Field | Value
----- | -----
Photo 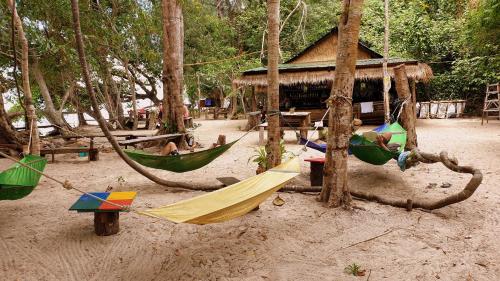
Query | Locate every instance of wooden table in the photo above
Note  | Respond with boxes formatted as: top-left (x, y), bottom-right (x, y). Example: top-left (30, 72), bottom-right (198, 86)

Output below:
top-left (118, 133), bottom-right (183, 149)
top-left (69, 191), bottom-right (137, 236)
top-left (304, 157), bottom-right (325, 186)
top-left (258, 111), bottom-right (312, 145)
top-left (280, 112), bottom-right (311, 139)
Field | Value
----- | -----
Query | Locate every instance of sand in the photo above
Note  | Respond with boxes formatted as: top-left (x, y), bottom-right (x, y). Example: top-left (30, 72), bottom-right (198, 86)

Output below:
top-left (1, 118), bottom-right (499, 281)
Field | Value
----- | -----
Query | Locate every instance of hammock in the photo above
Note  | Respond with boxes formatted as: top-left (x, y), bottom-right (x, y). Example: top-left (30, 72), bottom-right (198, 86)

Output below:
top-left (349, 122), bottom-right (407, 165)
top-left (124, 140), bottom-right (237, 173)
top-left (0, 155), bottom-right (47, 201)
top-left (299, 122), bottom-right (407, 166)
top-left (139, 157), bottom-right (300, 224)
top-left (299, 137), bottom-right (326, 153)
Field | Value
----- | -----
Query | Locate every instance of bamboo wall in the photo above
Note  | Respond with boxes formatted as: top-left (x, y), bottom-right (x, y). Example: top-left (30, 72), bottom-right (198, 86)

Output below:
top-left (289, 33), bottom-right (374, 64)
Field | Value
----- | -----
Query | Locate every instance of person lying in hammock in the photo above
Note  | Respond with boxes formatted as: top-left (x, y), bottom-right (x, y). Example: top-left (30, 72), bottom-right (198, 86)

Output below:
top-left (374, 132), bottom-right (401, 152)
top-left (160, 134), bottom-right (226, 156)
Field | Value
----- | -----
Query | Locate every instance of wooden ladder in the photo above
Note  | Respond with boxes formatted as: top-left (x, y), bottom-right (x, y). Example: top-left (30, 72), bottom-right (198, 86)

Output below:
top-left (481, 83), bottom-right (500, 125)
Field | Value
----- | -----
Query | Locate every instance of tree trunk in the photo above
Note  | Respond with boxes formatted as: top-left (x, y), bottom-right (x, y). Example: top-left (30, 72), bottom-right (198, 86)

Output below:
top-left (70, 0), bottom-right (216, 191)
top-left (124, 61), bottom-right (138, 130)
top-left (319, 0), bottom-right (364, 207)
top-left (160, 0), bottom-right (186, 134)
top-left (410, 79), bottom-right (417, 119)
top-left (77, 111), bottom-right (88, 126)
top-left (7, 0), bottom-right (40, 155)
top-left (0, 92), bottom-right (26, 145)
top-left (265, 0), bottom-right (281, 169)
top-left (31, 57), bottom-right (73, 135)
top-left (393, 65), bottom-right (418, 150)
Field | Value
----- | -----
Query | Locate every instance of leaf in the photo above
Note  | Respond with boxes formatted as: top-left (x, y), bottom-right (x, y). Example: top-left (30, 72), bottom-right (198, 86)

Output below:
top-left (272, 195), bottom-right (285, 206)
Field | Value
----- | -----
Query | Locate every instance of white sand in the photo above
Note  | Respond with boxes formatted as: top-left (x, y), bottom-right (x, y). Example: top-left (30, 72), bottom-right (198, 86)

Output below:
top-left (1, 118), bottom-right (499, 281)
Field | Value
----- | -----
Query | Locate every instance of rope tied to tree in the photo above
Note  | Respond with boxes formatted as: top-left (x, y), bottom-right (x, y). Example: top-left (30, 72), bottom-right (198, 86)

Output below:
top-left (327, 94), bottom-right (353, 106)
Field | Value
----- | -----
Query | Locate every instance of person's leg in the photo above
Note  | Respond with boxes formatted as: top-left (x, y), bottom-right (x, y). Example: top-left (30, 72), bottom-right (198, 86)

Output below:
top-left (161, 142), bottom-right (178, 155)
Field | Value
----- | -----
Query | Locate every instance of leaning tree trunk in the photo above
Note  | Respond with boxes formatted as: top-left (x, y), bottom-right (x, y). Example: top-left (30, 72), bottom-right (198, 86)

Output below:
top-left (319, 0), bottom-right (364, 207)
top-left (7, 0), bottom-right (39, 155)
top-left (32, 57), bottom-right (73, 135)
top-left (393, 64), bottom-right (417, 150)
top-left (0, 91), bottom-right (26, 145)
top-left (70, 0), bottom-right (216, 191)
top-left (124, 60), bottom-right (138, 130)
top-left (265, 0), bottom-right (281, 169)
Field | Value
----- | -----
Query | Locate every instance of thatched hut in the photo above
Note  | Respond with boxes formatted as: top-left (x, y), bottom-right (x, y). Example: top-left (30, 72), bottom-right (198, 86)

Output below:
top-left (233, 28), bottom-right (433, 124)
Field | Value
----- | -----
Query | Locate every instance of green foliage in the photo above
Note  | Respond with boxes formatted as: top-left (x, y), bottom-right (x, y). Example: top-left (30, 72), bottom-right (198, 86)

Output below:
top-left (248, 141), bottom-right (288, 170)
top-left (0, 0), bottom-right (498, 116)
top-left (344, 263), bottom-right (365, 276)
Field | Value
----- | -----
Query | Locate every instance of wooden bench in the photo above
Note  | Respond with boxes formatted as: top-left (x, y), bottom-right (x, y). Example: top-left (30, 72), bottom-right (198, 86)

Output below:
top-left (69, 191), bottom-right (137, 236)
top-left (304, 157), bottom-right (325, 186)
top-left (41, 147), bottom-right (99, 162)
top-left (118, 133), bottom-right (183, 149)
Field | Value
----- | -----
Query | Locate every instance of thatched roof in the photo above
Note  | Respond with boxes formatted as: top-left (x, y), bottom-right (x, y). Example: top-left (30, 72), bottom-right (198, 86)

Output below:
top-left (233, 58), bottom-right (433, 87)
top-left (286, 27), bottom-right (382, 63)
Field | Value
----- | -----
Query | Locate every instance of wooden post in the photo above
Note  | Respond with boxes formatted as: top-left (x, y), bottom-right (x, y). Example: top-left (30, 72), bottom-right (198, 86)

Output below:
top-left (94, 212), bottom-right (119, 236)
top-left (88, 137), bottom-right (94, 161)
top-left (382, 0), bottom-right (391, 124)
top-left (259, 126), bottom-right (265, 145)
top-left (393, 64), bottom-right (418, 150)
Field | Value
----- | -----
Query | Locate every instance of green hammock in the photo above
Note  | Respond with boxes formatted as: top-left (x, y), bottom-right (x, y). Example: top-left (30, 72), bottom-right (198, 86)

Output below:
top-left (124, 140), bottom-right (237, 173)
top-left (349, 122), bottom-right (407, 165)
top-left (0, 155), bottom-right (47, 201)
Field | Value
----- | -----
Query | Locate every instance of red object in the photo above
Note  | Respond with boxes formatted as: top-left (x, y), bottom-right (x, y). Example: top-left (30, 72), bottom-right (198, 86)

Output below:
top-left (304, 157), bottom-right (325, 163)
top-left (98, 199), bottom-right (134, 211)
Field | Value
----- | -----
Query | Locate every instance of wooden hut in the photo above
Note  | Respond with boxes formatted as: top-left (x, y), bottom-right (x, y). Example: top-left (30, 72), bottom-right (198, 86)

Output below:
top-left (233, 28), bottom-right (433, 124)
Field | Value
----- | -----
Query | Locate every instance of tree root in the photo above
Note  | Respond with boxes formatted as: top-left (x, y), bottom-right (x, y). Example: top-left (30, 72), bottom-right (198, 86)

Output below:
top-left (282, 149), bottom-right (483, 211)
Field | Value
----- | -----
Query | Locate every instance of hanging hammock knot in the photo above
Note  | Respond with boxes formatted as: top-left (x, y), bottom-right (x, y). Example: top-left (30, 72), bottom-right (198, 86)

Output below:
top-left (63, 180), bottom-right (73, 190)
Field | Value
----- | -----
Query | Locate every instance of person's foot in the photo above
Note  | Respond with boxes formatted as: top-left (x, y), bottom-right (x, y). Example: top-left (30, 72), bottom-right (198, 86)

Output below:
top-left (170, 150), bottom-right (180, 156)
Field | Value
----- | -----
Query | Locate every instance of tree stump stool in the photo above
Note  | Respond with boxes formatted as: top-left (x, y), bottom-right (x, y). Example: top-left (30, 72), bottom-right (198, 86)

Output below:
top-left (69, 191), bottom-right (137, 236)
top-left (304, 157), bottom-right (326, 186)
top-left (94, 212), bottom-right (120, 236)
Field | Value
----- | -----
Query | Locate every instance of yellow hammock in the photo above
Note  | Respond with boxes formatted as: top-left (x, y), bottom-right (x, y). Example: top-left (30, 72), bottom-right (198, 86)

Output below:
top-left (139, 158), bottom-right (300, 224)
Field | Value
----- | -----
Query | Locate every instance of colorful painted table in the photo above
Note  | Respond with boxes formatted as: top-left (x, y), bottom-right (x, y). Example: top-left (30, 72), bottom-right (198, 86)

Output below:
top-left (304, 157), bottom-right (326, 186)
top-left (69, 191), bottom-right (137, 236)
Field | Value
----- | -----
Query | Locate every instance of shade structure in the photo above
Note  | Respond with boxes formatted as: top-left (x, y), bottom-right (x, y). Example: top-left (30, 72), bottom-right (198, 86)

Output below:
top-left (0, 155), bottom-right (48, 201)
top-left (124, 140), bottom-right (237, 173)
top-left (139, 158), bottom-right (300, 224)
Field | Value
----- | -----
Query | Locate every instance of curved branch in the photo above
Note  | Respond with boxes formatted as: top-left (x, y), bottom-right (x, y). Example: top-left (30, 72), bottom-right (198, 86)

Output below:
top-left (352, 149), bottom-right (483, 211)
top-left (70, 0), bottom-right (221, 191)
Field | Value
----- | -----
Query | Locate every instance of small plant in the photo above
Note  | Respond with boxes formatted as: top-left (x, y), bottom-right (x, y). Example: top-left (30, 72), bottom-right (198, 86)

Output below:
top-left (344, 263), bottom-right (365, 276)
top-left (248, 141), bottom-right (289, 174)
